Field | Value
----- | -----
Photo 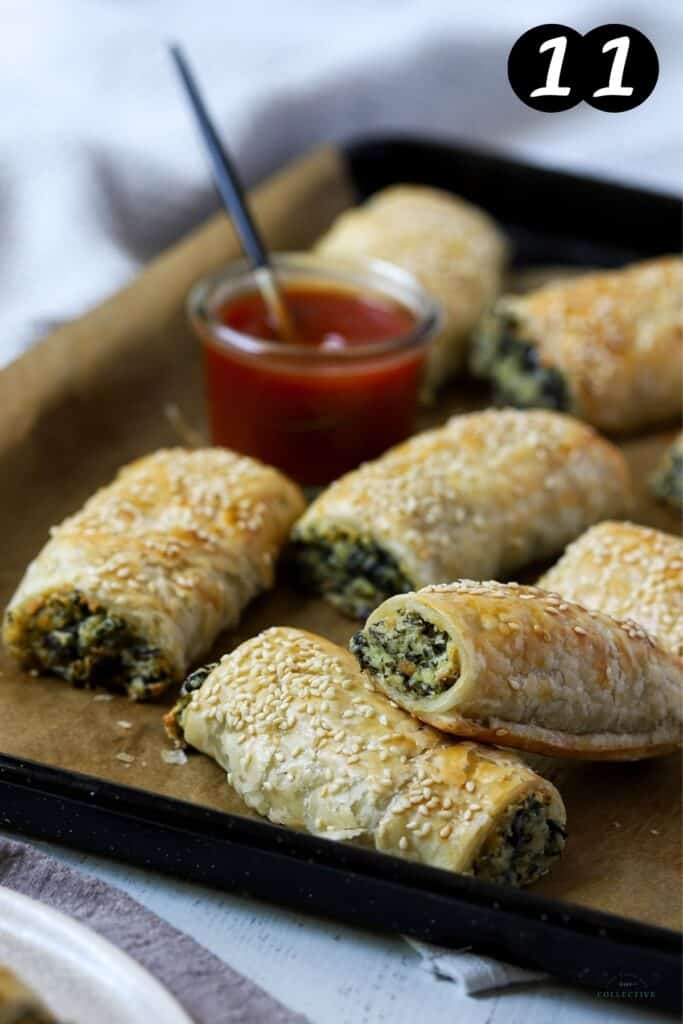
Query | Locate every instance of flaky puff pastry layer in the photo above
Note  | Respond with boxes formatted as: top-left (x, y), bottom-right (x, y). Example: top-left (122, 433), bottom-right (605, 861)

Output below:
top-left (539, 522), bottom-right (683, 659)
top-left (357, 581), bottom-right (683, 760)
top-left (168, 626), bottom-right (565, 882)
top-left (315, 185), bottom-right (507, 393)
top-left (3, 448), bottom-right (305, 695)
top-left (493, 257), bottom-right (683, 433)
top-left (293, 409), bottom-right (631, 609)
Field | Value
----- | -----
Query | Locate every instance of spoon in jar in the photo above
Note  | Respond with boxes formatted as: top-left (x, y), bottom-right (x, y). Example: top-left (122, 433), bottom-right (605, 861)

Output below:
top-left (169, 44), bottom-right (298, 343)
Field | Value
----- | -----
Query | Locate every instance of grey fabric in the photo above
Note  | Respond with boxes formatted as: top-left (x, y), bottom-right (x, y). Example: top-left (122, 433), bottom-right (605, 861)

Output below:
top-left (1, 2), bottom-right (681, 370)
top-left (0, 838), bottom-right (308, 1024)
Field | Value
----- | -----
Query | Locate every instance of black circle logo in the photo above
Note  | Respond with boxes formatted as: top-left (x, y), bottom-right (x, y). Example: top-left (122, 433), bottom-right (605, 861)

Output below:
top-left (583, 25), bottom-right (659, 112)
top-left (508, 25), bottom-right (583, 112)
top-left (508, 24), bottom-right (658, 112)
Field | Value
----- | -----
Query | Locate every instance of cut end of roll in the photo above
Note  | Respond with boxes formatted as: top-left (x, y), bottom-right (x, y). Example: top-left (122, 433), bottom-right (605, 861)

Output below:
top-left (6, 590), bottom-right (174, 700)
top-left (651, 433), bottom-right (683, 510)
top-left (287, 527), bottom-right (413, 619)
top-left (351, 608), bottom-right (459, 700)
top-left (472, 792), bottom-right (567, 886)
top-left (470, 306), bottom-right (572, 413)
top-left (163, 661), bottom-right (218, 745)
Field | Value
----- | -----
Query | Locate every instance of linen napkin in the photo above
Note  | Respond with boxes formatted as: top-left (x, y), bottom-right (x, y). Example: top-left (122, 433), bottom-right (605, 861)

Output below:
top-left (406, 937), bottom-right (547, 993)
top-left (0, 837), bottom-right (308, 1024)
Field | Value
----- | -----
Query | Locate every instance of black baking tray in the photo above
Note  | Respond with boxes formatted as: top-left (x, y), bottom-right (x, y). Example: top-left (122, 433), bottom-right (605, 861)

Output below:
top-left (1, 136), bottom-right (681, 1012)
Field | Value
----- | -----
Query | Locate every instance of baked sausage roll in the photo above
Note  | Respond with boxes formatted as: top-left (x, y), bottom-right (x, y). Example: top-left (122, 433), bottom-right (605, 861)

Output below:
top-left (165, 627), bottom-right (566, 886)
top-left (3, 448), bottom-right (305, 699)
top-left (315, 185), bottom-right (507, 393)
top-left (351, 581), bottom-right (683, 760)
top-left (539, 521), bottom-right (683, 658)
top-left (289, 409), bottom-right (631, 618)
top-left (470, 256), bottom-right (683, 433)
top-left (651, 432), bottom-right (683, 510)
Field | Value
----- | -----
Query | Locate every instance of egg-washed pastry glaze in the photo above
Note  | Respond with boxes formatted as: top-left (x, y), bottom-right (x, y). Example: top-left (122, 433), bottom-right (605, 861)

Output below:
top-left (165, 626), bottom-right (566, 886)
top-left (651, 432), bottom-right (683, 510)
top-left (470, 256), bottom-right (683, 433)
top-left (315, 184), bottom-right (507, 394)
top-left (539, 521), bottom-right (683, 659)
top-left (289, 409), bottom-right (631, 618)
top-left (3, 448), bottom-right (305, 698)
top-left (351, 580), bottom-right (683, 760)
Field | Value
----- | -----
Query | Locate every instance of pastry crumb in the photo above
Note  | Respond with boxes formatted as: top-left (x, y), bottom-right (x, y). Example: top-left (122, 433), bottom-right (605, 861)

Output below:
top-left (162, 748), bottom-right (188, 765)
top-left (115, 752), bottom-right (135, 764)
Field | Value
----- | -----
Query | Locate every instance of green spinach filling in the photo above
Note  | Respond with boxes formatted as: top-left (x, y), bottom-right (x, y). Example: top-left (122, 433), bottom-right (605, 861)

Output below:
top-left (25, 591), bottom-right (172, 699)
top-left (351, 611), bottom-right (456, 698)
top-left (165, 661), bottom-right (218, 742)
top-left (288, 531), bottom-right (412, 618)
top-left (652, 445), bottom-right (683, 509)
top-left (473, 794), bottom-right (567, 886)
top-left (470, 313), bottom-right (571, 412)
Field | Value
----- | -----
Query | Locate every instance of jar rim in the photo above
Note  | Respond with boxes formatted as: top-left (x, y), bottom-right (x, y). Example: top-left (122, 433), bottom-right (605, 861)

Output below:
top-left (187, 252), bottom-right (441, 362)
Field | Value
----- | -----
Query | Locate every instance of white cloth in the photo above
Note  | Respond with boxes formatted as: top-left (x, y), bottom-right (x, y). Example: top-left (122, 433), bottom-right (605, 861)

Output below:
top-left (1, 0), bottom-right (682, 368)
top-left (1, 0), bottom-right (681, 998)
top-left (406, 938), bottom-right (548, 993)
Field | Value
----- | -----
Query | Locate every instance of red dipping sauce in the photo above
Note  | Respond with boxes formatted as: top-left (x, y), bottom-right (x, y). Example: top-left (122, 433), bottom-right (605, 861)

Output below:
top-left (189, 256), bottom-right (439, 485)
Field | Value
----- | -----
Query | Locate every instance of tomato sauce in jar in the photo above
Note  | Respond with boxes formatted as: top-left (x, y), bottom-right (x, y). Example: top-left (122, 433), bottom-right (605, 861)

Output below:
top-left (190, 257), bottom-right (439, 485)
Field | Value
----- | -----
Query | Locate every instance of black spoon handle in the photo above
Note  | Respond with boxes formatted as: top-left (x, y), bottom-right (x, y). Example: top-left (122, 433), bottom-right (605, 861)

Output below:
top-left (169, 44), bottom-right (270, 270)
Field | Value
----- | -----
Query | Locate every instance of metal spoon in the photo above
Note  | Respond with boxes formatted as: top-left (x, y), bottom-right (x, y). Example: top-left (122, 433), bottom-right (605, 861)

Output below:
top-left (169, 44), bottom-right (297, 343)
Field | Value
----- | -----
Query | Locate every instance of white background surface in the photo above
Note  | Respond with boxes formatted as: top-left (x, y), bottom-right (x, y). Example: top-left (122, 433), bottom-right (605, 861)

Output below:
top-left (1, 1), bottom-right (681, 1020)
top-left (0, 830), bottom-right (673, 1024)
top-left (1, 0), bottom-right (682, 366)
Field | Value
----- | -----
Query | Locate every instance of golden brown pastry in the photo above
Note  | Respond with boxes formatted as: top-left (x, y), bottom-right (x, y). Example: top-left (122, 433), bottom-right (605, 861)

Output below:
top-left (351, 580), bottom-right (683, 760)
top-left (3, 448), bottom-right (305, 698)
top-left (289, 409), bottom-right (631, 617)
top-left (470, 256), bottom-right (683, 433)
top-left (651, 431), bottom-right (683, 509)
top-left (165, 627), bottom-right (566, 886)
top-left (315, 185), bottom-right (507, 393)
top-left (539, 521), bottom-right (683, 658)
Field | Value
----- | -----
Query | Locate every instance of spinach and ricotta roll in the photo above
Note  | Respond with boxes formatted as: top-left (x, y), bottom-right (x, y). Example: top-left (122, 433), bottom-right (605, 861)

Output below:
top-left (470, 256), bottom-right (683, 433)
top-left (289, 409), bottom-right (631, 618)
top-left (3, 448), bottom-right (305, 699)
top-left (351, 581), bottom-right (683, 760)
top-left (165, 627), bottom-right (566, 886)
top-left (315, 185), bottom-right (507, 393)
top-left (539, 521), bottom-right (683, 658)
top-left (651, 432), bottom-right (683, 509)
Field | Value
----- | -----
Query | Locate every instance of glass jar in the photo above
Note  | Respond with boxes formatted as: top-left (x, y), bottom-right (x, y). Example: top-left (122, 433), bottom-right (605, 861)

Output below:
top-left (188, 253), bottom-right (440, 486)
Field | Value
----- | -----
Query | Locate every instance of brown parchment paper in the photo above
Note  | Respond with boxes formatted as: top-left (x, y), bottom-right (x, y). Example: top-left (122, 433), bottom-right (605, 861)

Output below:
top-left (0, 146), bottom-right (680, 932)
